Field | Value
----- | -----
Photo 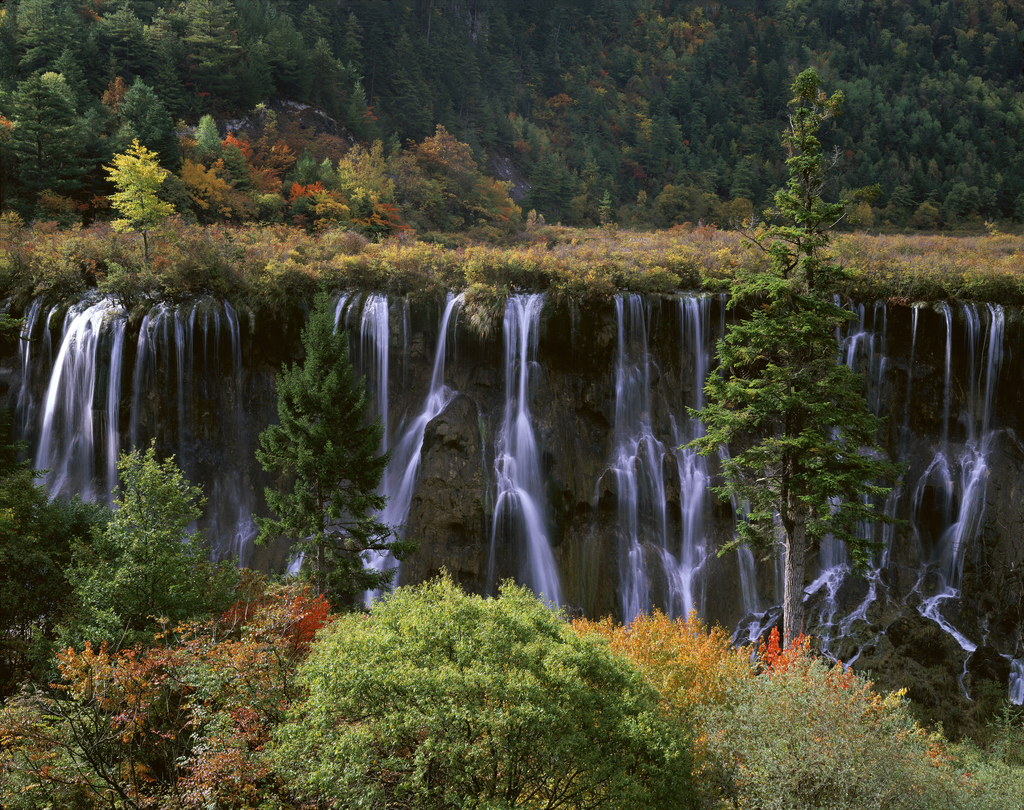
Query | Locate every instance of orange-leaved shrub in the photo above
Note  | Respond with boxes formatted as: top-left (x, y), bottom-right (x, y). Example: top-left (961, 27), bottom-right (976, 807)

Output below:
top-left (572, 611), bottom-right (751, 807)
top-left (572, 611), bottom-right (749, 718)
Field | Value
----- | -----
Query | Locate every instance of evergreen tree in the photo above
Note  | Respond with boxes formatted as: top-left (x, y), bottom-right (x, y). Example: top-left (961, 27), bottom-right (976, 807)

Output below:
top-left (118, 78), bottom-right (178, 170)
top-left (193, 112), bottom-right (221, 158)
top-left (51, 48), bottom-right (89, 110)
top-left (16, 0), bottom-right (77, 75)
top-left (181, 0), bottom-right (242, 108)
top-left (690, 69), bottom-right (900, 647)
top-left (7, 71), bottom-right (82, 211)
top-left (95, 2), bottom-right (151, 81)
top-left (256, 292), bottom-right (413, 605)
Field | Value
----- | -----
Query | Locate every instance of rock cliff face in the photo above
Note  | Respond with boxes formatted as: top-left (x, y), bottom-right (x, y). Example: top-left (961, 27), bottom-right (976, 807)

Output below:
top-left (5, 291), bottom-right (1024, 731)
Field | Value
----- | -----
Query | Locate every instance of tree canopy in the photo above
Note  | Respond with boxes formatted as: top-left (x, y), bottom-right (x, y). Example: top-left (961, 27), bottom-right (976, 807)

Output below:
top-left (105, 138), bottom-right (175, 263)
top-left (271, 575), bottom-right (699, 810)
top-left (58, 444), bottom-right (237, 652)
top-left (0, 0), bottom-right (1020, 228)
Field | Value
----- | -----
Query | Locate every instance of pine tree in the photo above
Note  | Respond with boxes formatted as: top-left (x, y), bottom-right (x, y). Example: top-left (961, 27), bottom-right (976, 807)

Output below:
top-left (256, 292), bottom-right (413, 605)
top-left (181, 0), bottom-right (242, 107)
top-left (118, 78), bottom-right (178, 170)
top-left (8, 72), bottom-right (82, 211)
top-left (689, 69), bottom-right (900, 647)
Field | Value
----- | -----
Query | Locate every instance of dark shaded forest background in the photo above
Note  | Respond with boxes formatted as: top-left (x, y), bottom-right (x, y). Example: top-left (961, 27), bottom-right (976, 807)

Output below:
top-left (1, 0), bottom-right (1022, 233)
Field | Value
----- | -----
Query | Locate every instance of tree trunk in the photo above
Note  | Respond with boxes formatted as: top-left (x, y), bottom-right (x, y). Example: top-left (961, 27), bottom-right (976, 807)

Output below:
top-left (783, 503), bottom-right (807, 648)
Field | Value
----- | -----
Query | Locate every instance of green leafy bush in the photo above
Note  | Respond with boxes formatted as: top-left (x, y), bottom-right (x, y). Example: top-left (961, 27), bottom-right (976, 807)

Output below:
top-left (271, 576), bottom-right (699, 810)
top-left (700, 634), bottom-right (979, 810)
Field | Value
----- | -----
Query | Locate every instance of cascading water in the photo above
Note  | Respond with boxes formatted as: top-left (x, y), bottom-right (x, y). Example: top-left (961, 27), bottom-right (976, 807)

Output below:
top-left (807, 301), bottom-right (889, 656)
top-left (13, 289), bottom-right (1024, 704)
top-left (28, 295), bottom-right (255, 561)
top-left (604, 294), bottom-right (712, 623)
top-left (345, 292), bottom-right (464, 593)
top-left (34, 296), bottom-right (126, 501)
top-left (915, 302), bottom-right (1005, 654)
top-left (490, 293), bottom-right (562, 605)
top-left (608, 295), bottom-right (665, 620)
top-left (1011, 660), bottom-right (1024, 706)
top-left (360, 293), bottom-right (390, 456)
top-left (378, 295), bottom-right (462, 567)
top-left (14, 298), bottom-right (46, 436)
top-left (207, 299), bottom-right (256, 565)
top-left (667, 295), bottom-right (713, 619)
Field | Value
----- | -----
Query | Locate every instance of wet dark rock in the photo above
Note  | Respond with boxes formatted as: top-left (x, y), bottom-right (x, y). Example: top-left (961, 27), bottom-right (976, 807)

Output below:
top-left (400, 393), bottom-right (488, 593)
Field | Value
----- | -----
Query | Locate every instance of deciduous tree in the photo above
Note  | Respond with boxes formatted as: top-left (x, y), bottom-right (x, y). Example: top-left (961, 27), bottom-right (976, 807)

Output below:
top-left (105, 138), bottom-right (174, 264)
top-left (271, 576), bottom-right (699, 810)
top-left (58, 445), bottom-right (236, 652)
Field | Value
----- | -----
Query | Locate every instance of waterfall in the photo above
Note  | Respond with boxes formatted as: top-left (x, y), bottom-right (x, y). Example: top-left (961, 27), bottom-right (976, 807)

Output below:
top-left (373, 294), bottom-right (462, 588)
top-left (329, 292), bottom-right (464, 593)
top-left (667, 295), bottom-right (712, 619)
top-left (1011, 660), bottom-right (1024, 706)
top-left (606, 294), bottom-right (711, 623)
top-left (916, 302), bottom-right (1004, 654)
top-left (213, 300), bottom-right (256, 565)
top-left (490, 293), bottom-right (562, 605)
top-left (15, 288), bottom-right (1024, 704)
top-left (28, 296), bottom-right (255, 560)
top-left (34, 297), bottom-right (125, 502)
top-left (14, 298), bottom-right (46, 436)
top-left (360, 293), bottom-right (390, 455)
top-left (609, 295), bottom-right (663, 620)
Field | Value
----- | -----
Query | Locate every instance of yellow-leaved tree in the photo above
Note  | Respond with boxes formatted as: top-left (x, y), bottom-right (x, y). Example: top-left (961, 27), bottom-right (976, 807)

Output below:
top-left (105, 138), bottom-right (174, 264)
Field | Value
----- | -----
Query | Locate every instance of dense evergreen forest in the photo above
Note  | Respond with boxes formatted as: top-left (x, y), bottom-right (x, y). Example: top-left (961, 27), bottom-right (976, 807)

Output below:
top-left (0, 0), bottom-right (1022, 232)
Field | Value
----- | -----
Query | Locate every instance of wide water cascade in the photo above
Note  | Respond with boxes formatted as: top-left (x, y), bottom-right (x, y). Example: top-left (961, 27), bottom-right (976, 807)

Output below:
top-left (7, 291), bottom-right (1024, 700)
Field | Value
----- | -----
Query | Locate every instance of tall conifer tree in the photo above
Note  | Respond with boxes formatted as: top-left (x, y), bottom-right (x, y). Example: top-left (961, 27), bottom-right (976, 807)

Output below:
top-left (690, 69), bottom-right (900, 646)
top-left (256, 292), bottom-right (413, 605)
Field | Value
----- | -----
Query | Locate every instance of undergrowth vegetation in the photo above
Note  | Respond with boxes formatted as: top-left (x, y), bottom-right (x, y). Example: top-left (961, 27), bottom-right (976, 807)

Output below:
top-left (3, 579), bottom-right (1022, 809)
top-left (3, 219), bottom-right (1023, 333)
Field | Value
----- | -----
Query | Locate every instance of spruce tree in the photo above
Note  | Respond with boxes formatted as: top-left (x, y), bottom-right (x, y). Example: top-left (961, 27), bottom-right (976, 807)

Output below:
top-left (118, 78), bottom-right (178, 170)
top-left (690, 69), bottom-right (900, 647)
top-left (8, 72), bottom-right (82, 211)
top-left (256, 292), bottom-right (413, 605)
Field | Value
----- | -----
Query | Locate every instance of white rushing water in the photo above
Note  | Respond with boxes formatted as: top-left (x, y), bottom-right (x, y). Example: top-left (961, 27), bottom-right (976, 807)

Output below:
top-left (1010, 660), bottom-right (1024, 706)
top-left (17, 291), bottom-right (1022, 703)
top-left (490, 293), bottom-right (562, 605)
top-left (370, 294), bottom-right (463, 593)
top-left (914, 303), bottom-right (1004, 659)
top-left (34, 296), bottom-right (125, 501)
top-left (607, 294), bottom-right (713, 623)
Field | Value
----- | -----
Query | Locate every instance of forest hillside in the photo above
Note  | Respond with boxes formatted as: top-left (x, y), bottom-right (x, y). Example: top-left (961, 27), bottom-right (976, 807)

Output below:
top-left (0, 0), bottom-right (1021, 233)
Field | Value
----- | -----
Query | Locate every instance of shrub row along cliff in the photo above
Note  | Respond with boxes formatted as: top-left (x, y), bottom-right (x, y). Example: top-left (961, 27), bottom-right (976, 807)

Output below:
top-left (4, 222), bottom-right (1024, 329)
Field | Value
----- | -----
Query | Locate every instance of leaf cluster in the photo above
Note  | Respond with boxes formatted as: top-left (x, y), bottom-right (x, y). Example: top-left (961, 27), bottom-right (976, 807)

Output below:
top-left (58, 444), bottom-right (238, 653)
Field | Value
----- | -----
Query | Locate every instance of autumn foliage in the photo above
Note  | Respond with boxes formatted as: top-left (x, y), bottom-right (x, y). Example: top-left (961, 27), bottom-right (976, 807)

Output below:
top-left (572, 611), bottom-right (748, 719)
top-left (0, 573), bottom-right (331, 810)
